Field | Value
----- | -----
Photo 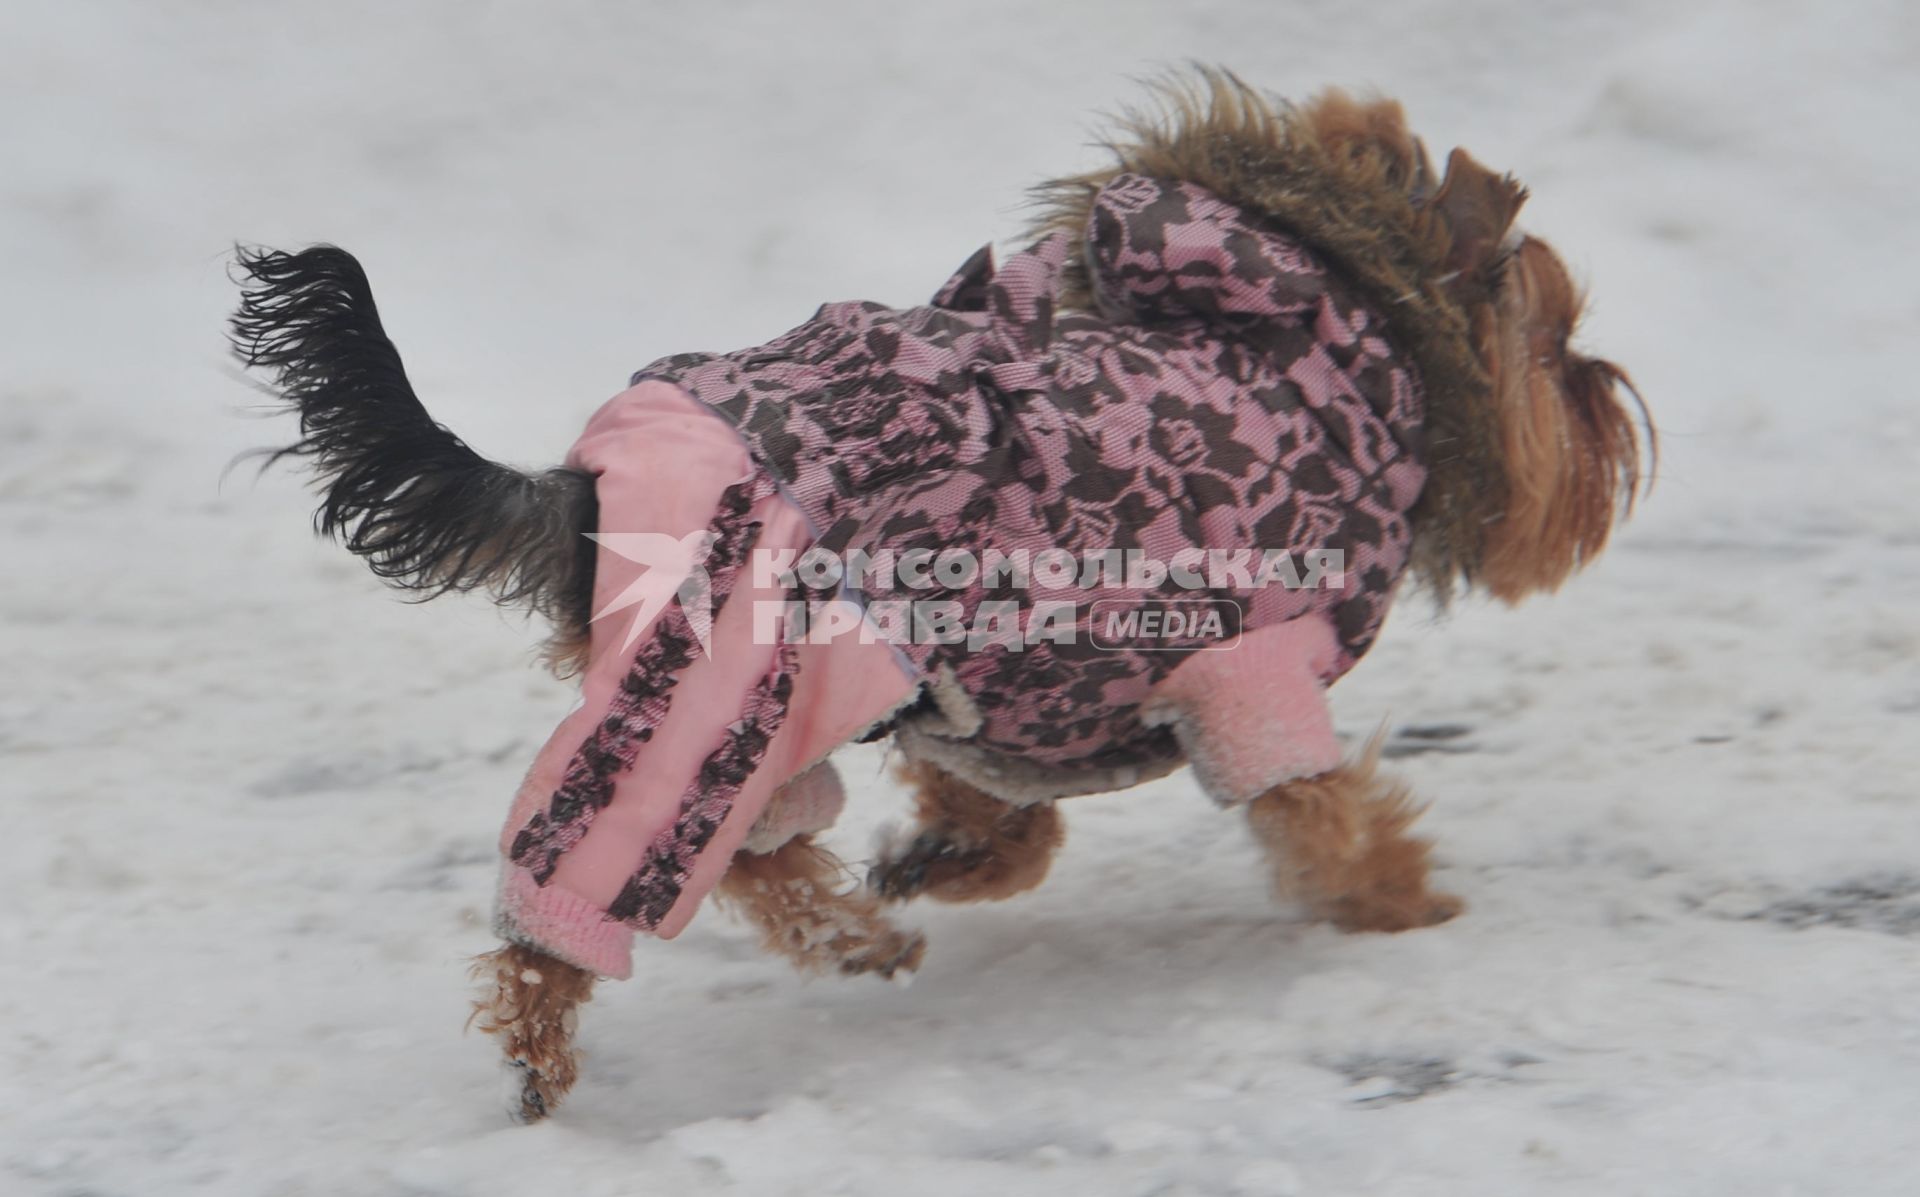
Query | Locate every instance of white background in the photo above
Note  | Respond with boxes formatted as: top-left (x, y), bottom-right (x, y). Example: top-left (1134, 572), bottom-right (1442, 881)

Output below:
top-left (3, 2), bottom-right (1917, 1193)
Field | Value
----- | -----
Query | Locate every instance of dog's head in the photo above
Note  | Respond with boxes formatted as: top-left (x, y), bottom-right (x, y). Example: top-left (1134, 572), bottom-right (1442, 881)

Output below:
top-left (1422, 146), bottom-right (1651, 601)
top-left (1471, 227), bottom-right (1650, 602)
top-left (1300, 91), bottom-right (1654, 603)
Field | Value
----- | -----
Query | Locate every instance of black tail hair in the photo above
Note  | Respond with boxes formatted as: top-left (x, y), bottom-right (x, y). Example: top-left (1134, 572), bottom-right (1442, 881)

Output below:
top-left (230, 245), bottom-right (597, 655)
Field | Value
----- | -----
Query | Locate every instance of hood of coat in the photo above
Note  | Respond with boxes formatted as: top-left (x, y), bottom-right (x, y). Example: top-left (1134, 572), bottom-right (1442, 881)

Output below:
top-left (1025, 67), bottom-right (1510, 599)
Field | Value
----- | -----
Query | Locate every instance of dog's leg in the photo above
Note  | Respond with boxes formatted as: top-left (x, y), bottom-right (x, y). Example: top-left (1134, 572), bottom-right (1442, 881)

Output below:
top-left (1244, 743), bottom-right (1462, 932)
top-left (868, 760), bottom-right (1064, 904)
top-left (714, 835), bottom-right (927, 978)
top-left (470, 942), bottom-right (596, 1123)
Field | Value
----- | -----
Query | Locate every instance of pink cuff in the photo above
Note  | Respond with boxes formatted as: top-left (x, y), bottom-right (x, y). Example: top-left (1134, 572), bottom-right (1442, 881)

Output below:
top-left (494, 866), bottom-right (635, 980)
top-left (1142, 612), bottom-right (1344, 805)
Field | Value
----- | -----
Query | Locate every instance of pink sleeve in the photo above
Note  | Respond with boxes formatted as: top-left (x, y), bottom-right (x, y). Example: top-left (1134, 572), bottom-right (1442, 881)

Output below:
top-left (1141, 613), bottom-right (1344, 806)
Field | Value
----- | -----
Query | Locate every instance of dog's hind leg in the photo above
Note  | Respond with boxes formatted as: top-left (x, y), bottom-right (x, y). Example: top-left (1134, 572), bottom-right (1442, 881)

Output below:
top-left (1243, 740), bottom-right (1462, 932)
top-left (868, 760), bottom-right (1064, 905)
top-left (470, 942), bottom-right (596, 1123)
top-left (714, 835), bottom-right (927, 978)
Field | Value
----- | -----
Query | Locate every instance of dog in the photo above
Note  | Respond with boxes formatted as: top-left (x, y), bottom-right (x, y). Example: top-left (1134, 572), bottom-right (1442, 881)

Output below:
top-left (232, 69), bottom-right (1650, 1122)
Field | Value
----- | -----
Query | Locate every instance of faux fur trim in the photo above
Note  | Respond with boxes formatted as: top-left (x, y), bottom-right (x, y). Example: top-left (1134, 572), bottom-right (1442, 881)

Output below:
top-left (911, 665), bottom-right (985, 740)
top-left (894, 722), bottom-right (1184, 806)
top-left (1027, 66), bottom-right (1510, 598)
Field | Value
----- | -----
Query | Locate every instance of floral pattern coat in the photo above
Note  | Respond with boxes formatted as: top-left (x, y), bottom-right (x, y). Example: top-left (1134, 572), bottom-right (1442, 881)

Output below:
top-left (636, 173), bottom-right (1429, 780)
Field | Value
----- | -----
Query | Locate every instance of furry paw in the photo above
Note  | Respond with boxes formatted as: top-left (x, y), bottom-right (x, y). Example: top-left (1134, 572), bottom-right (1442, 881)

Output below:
top-left (470, 943), bottom-right (593, 1123)
top-left (503, 1056), bottom-right (571, 1125)
top-left (835, 925), bottom-right (928, 979)
top-left (1323, 888), bottom-right (1464, 933)
top-left (868, 827), bottom-right (990, 903)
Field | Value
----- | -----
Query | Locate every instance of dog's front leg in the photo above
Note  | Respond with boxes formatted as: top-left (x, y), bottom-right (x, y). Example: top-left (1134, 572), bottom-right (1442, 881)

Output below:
top-left (1244, 743), bottom-right (1462, 932)
top-left (470, 942), bottom-right (596, 1123)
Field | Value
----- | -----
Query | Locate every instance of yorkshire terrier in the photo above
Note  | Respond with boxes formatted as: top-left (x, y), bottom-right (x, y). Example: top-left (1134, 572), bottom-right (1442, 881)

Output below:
top-left (232, 69), bottom-right (1649, 1122)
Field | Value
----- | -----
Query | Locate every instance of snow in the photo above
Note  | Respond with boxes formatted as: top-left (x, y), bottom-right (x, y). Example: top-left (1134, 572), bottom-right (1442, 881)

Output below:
top-left (3, 0), bottom-right (1918, 1193)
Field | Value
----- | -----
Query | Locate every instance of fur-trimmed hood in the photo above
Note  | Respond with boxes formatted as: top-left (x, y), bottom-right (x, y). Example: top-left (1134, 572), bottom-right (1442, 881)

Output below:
top-left (1027, 68), bottom-right (1516, 596)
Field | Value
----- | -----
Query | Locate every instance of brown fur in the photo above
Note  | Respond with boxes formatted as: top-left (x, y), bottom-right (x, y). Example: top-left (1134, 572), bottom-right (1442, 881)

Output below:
top-left (1245, 739), bottom-right (1462, 932)
top-left (1477, 237), bottom-right (1652, 600)
top-left (469, 942), bottom-right (597, 1123)
top-left (871, 760), bottom-right (1065, 904)
top-left (1027, 66), bottom-right (1652, 603)
top-left (712, 836), bottom-right (927, 977)
top-left (1430, 147), bottom-right (1526, 278)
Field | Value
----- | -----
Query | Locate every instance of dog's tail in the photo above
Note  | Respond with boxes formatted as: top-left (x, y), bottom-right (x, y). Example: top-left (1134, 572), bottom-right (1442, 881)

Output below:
top-left (230, 246), bottom-right (597, 664)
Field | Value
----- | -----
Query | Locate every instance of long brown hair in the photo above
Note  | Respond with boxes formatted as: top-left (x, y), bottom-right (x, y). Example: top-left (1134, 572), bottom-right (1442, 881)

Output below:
top-left (1473, 235), bottom-right (1653, 602)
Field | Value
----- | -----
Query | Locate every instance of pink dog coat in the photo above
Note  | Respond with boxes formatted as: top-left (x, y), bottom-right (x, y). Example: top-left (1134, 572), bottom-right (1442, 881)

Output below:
top-left (495, 175), bottom-right (1427, 977)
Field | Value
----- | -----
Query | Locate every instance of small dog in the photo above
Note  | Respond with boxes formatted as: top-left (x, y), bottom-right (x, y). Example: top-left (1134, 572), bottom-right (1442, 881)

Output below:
top-left (233, 69), bottom-right (1649, 1122)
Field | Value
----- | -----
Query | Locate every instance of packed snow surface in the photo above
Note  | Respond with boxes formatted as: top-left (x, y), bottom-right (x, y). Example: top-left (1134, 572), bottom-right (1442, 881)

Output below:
top-left (3, 2), bottom-right (1917, 1193)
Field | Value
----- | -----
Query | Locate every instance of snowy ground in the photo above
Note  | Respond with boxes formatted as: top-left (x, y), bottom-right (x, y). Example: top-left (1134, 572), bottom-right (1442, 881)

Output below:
top-left (4, 1), bottom-right (1918, 1193)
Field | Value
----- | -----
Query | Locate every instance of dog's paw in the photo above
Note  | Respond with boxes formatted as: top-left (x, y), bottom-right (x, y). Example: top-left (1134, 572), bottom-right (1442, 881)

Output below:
top-left (1324, 888), bottom-right (1464, 933)
top-left (835, 925), bottom-right (928, 980)
top-left (868, 827), bottom-right (988, 903)
top-left (496, 1010), bottom-right (582, 1124)
top-left (503, 1057), bottom-right (568, 1124)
